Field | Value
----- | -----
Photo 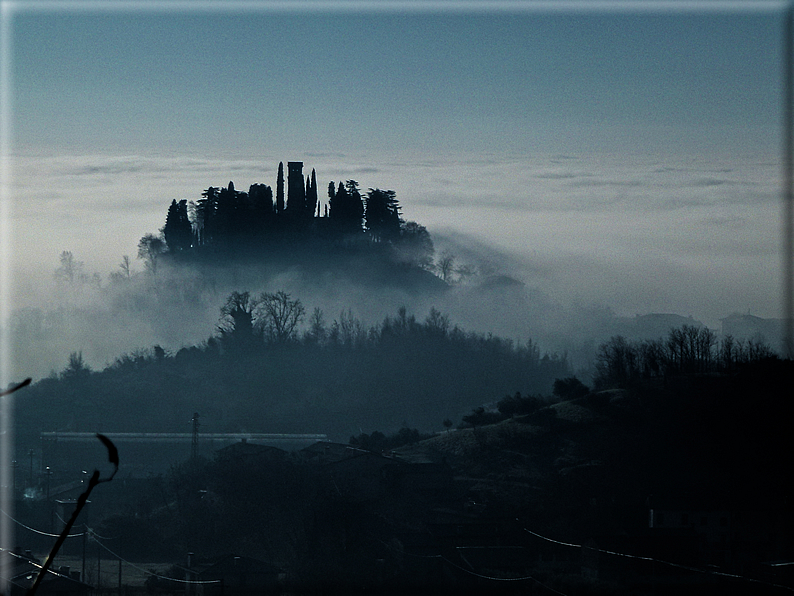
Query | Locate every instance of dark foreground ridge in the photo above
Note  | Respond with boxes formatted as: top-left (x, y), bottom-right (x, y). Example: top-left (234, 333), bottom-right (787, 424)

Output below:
top-left (8, 324), bottom-right (792, 595)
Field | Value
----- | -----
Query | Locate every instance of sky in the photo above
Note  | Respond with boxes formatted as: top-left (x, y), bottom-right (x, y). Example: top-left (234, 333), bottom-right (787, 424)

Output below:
top-left (0, 1), bottom-right (790, 373)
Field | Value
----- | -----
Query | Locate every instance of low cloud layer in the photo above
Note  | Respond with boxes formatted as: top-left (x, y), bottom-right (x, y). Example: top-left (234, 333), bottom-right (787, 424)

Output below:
top-left (3, 148), bottom-right (784, 380)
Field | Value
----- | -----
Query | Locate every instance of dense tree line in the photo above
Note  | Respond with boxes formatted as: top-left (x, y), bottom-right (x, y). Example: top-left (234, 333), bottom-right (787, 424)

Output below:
top-left (594, 324), bottom-right (776, 390)
top-left (144, 161), bottom-right (434, 272)
top-left (15, 297), bottom-right (570, 445)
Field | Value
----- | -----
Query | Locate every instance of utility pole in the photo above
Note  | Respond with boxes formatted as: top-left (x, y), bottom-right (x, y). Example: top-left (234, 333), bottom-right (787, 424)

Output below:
top-left (191, 413), bottom-right (200, 461)
top-left (784, 3), bottom-right (794, 359)
top-left (45, 467), bottom-right (53, 532)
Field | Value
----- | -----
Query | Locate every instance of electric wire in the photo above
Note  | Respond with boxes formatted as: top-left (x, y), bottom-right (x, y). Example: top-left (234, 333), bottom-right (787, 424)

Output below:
top-left (53, 511), bottom-right (113, 540)
top-left (439, 552), bottom-right (568, 595)
top-left (0, 547), bottom-right (85, 585)
top-left (520, 521), bottom-right (794, 592)
top-left (371, 533), bottom-right (568, 595)
top-left (0, 507), bottom-right (84, 537)
top-left (89, 531), bottom-right (221, 585)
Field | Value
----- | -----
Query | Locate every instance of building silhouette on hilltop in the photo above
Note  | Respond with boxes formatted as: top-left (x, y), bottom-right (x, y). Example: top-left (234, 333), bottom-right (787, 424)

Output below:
top-left (287, 161), bottom-right (305, 215)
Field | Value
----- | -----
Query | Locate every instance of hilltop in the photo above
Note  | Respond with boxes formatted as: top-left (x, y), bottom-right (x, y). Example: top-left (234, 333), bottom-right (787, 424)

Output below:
top-left (136, 160), bottom-right (439, 288)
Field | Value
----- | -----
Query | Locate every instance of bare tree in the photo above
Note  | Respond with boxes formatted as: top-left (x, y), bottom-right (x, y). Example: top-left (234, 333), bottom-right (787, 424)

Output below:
top-left (424, 307), bottom-right (450, 336)
top-left (137, 234), bottom-right (166, 276)
top-left (54, 251), bottom-right (85, 286)
top-left (256, 291), bottom-right (305, 343)
top-left (436, 250), bottom-right (455, 283)
top-left (334, 309), bottom-right (366, 347)
top-left (305, 307), bottom-right (327, 344)
top-left (120, 255), bottom-right (132, 278)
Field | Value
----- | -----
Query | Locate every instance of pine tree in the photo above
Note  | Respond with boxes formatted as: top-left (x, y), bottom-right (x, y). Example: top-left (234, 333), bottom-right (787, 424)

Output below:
top-left (365, 189), bottom-right (401, 243)
top-left (345, 180), bottom-right (365, 233)
top-left (197, 187), bottom-right (219, 245)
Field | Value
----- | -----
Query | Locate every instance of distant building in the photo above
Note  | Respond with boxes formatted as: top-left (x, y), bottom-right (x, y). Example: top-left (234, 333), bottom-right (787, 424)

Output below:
top-left (287, 161), bottom-right (305, 214)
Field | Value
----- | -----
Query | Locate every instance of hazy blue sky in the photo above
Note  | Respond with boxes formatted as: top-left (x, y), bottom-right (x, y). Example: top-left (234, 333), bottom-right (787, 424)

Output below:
top-left (1, 1), bottom-right (789, 334)
top-left (11, 5), bottom-right (783, 157)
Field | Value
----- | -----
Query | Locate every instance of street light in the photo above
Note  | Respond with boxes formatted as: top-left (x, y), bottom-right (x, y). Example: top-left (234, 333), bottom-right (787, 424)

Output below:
top-left (45, 467), bottom-right (52, 501)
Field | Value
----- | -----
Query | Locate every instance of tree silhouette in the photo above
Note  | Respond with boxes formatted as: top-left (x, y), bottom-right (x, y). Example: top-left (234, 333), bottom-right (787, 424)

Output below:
top-left (276, 162), bottom-right (285, 215)
top-left (424, 307), bottom-right (450, 336)
top-left (594, 325), bottom-right (778, 389)
top-left (256, 291), bottom-right (305, 343)
top-left (137, 234), bottom-right (166, 275)
top-left (54, 251), bottom-right (84, 286)
top-left (219, 291), bottom-right (261, 347)
top-left (327, 181), bottom-right (335, 216)
top-left (307, 168), bottom-right (318, 217)
top-left (345, 180), bottom-right (364, 229)
top-left (196, 187), bottom-right (219, 245)
top-left (305, 307), bottom-right (328, 345)
top-left (109, 255), bottom-right (133, 283)
top-left (394, 221), bottom-right (434, 269)
top-left (163, 199), bottom-right (192, 252)
top-left (61, 351), bottom-right (91, 380)
top-left (249, 183), bottom-right (274, 232)
top-left (214, 182), bottom-right (239, 242)
top-left (364, 188), bottom-right (401, 243)
top-left (329, 180), bottom-right (364, 235)
top-left (436, 250), bottom-right (455, 283)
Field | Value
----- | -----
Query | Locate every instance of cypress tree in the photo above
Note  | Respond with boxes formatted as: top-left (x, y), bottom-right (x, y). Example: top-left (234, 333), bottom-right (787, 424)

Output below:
top-left (163, 199), bottom-right (192, 251)
top-left (306, 169), bottom-right (318, 219)
top-left (276, 162), bottom-right (285, 215)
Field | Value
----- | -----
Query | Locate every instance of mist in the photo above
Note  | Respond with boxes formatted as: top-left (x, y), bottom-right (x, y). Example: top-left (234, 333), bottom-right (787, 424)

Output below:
top-left (3, 149), bottom-right (784, 382)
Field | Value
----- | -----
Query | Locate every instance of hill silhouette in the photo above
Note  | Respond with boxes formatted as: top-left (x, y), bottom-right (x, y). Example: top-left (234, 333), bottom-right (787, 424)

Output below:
top-left (15, 303), bottom-right (569, 449)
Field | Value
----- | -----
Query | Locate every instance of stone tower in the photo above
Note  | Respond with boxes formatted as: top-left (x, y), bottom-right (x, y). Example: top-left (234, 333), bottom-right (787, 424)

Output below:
top-left (287, 161), bottom-right (305, 215)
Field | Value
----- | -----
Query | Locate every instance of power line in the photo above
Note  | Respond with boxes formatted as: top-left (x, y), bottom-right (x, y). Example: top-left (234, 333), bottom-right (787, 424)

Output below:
top-left (51, 512), bottom-right (113, 541)
top-left (0, 507), bottom-right (84, 538)
top-left (0, 547), bottom-right (85, 585)
top-left (371, 533), bottom-right (568, 595)
top-left (519, 521), bottom-right (794, 593)
top-left (89, 532), bottom-right (220, 585)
